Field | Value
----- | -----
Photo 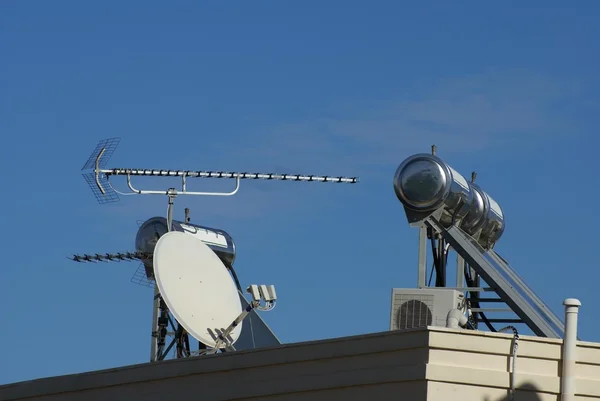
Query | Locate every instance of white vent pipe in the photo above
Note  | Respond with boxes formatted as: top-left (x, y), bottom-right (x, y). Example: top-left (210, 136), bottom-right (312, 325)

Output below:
top-left (561, 298), bottom-right (581, 401)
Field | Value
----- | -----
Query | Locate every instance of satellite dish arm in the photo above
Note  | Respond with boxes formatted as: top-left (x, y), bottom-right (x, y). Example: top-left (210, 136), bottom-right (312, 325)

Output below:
top-left (212, 284), bottom-right (277, 352)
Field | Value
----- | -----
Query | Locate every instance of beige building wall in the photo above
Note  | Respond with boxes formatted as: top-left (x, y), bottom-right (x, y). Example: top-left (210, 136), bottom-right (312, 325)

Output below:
top-left (426, 327), bottom-right (600, 401)
top-left (1, 327), bottom-right (598, 401)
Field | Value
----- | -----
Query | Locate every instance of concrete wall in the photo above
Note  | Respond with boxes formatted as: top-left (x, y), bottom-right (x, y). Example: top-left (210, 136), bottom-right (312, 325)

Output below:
top-left (1, 327), bottom-right (599, 401)
top-left (0, 329), bottom-right (429, 401)
top-left (425, 327), bottom-right (600, 401)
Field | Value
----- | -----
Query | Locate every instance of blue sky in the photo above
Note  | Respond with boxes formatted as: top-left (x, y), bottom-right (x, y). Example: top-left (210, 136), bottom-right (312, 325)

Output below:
top-left (1, 1), bottom-right (599, 384)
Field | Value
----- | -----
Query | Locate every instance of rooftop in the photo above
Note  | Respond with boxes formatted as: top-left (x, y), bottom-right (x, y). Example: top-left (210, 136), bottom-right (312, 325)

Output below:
top-left (2, 326), bottom-right (599, 401)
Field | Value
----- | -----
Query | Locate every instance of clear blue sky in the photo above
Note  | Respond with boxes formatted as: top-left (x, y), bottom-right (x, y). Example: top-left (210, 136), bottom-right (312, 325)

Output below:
top-left (1, 1), bottom-right (599, 384)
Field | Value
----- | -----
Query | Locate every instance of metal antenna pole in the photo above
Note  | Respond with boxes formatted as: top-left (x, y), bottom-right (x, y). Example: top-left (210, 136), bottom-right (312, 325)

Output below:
top-left (166, 190), bottom-right (176, 230)
top-left (151, 190), bottom-right (178, 361)
top-left (150, 288), bottom-right (160, 362)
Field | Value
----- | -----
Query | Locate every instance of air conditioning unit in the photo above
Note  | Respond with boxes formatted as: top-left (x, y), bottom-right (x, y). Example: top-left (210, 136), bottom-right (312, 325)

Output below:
top-left (390, 288), bottom-right (465, 330)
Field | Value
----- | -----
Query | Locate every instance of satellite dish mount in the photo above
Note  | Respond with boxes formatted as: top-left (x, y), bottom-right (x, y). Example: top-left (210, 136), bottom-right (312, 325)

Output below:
top-left (210, 284), bottom-right (277, 353)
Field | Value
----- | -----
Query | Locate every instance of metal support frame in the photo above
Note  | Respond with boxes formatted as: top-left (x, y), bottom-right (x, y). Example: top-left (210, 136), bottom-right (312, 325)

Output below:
top-left (211, 301), bottom-right (259, 353)
top-left (417, 225), bottom-right (427, 288)
top-left (150, 287), bottom-right (161, 361)
top-left (210, 285), bottom-right (277, 354)
top-left (424, 216), bottom-right (564, 338)
top-left (456, 255), bottom-right (465, 288)
top-left (403, 199), bottom-right (565, 338)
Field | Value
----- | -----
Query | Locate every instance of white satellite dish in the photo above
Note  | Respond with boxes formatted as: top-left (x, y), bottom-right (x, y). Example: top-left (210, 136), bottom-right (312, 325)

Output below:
top-left (153, 231), bottom-right (243, 348)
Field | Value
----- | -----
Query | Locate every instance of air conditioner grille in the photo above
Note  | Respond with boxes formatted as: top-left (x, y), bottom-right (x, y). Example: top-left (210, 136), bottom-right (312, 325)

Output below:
top-left (394, 295), bottom-right (434, 330)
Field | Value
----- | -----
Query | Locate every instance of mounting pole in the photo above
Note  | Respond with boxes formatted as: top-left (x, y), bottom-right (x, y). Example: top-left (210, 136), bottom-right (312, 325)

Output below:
top-left (166, 190), bottom-right (176, 230)
top-left (152, 190), bottom-right (179, 362)
top-left (431, 144), bottom-right (437, 156)
top-left (417, 225), bottom-right (428, 287)
top-left (468, 171), bottom-right (479, 313)
top-left (150, 287), bottom-right (160, 361)
top-left (185, 208), bottom-right (190, 223)
top-left (456, 254), bottom-right (465, 288)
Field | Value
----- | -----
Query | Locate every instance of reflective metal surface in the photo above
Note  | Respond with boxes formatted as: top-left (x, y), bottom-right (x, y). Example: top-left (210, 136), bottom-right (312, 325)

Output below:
top-left (427, 216), bottom-right (563, 338)
top-left (395, 153), bottom-right (506, 249)
top-left (461, 183), bottom-right (487, 234)
top-left (487, 250), bottom-right (564, 336)
top-left (478, 191), bottom-right (505, 249)
top-left (394, 154), bottom-right (473, 226)
top-left (135, 216), bottom-right (236, 278)
top-left (394, 157), bottom-right (448, 210)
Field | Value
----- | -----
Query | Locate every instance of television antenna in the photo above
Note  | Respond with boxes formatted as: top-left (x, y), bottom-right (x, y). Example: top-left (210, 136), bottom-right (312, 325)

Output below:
top-left (74, 137), bottom-right (358, 361)
top-left (81, 137), bottom-right (357, 235)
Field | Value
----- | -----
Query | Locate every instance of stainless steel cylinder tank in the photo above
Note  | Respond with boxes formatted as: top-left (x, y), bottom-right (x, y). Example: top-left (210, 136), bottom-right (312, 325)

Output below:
top-left (478, 189), bottom-right (505, 249)
top-left (394, 153), bottom-right (506, 248)
top-left (461, 182), bottom-right (487, 234)
top-left (393, 153), bottom-right (473, 227)
top-left (462, 182), bottom-right (505, 248)
top-left (135, 216), bottom-right (236, 278)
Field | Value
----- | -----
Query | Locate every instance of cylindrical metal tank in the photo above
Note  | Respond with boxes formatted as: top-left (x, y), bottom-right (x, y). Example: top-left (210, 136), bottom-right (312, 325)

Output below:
top-left (477, 190), bottom-right (505, 249)
top-left (461, 183), bottom-right (488, 234)
top-left (135, 216), bottom-right (236, 278)
top-left (393, 154), bottom-right (473, 226)
top-left (394, 153), bottom-right (506, 249)
top-left (462, 183), bottom-right (505, 249)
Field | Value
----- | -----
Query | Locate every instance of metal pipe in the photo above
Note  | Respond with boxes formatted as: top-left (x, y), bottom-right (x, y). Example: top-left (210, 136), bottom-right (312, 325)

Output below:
top-left (166, 195), bottom-right (175, 231)
top-left (212, 301), bottom-right (258, 352)
top-left (561, 298), bottom-right (581, 401)
top-left (417, 225), bottom-right (427, 288)
top-left (150, 288), bottom-right (160, 362)
top-left (456, 254), bottom-right (465, 288)
top-left (446, 309), bottom-right (467, 329)
top-left (127, 173), bottom-right (241, 196)
top-left (498, 325), bottom-right (519, 401)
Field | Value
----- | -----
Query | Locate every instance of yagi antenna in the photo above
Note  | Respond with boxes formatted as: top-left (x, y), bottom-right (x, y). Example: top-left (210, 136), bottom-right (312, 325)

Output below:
top-left (81, 137), bottom-right (359, 205)
top-left (69, 251), bottom-right (151, 264)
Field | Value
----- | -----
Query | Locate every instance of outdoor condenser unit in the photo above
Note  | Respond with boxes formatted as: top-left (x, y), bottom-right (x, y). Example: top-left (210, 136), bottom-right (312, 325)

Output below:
top-left (390, 288), bottom-right (465, 330)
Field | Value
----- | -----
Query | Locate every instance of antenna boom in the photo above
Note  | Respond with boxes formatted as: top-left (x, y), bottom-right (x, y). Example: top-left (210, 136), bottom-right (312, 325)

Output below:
top-left (102, 168), bottom-right (358, 183)
top-left (80, 138), bottom-right (359, 204)
top-left (70, 251), bottom-right (151, 263)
